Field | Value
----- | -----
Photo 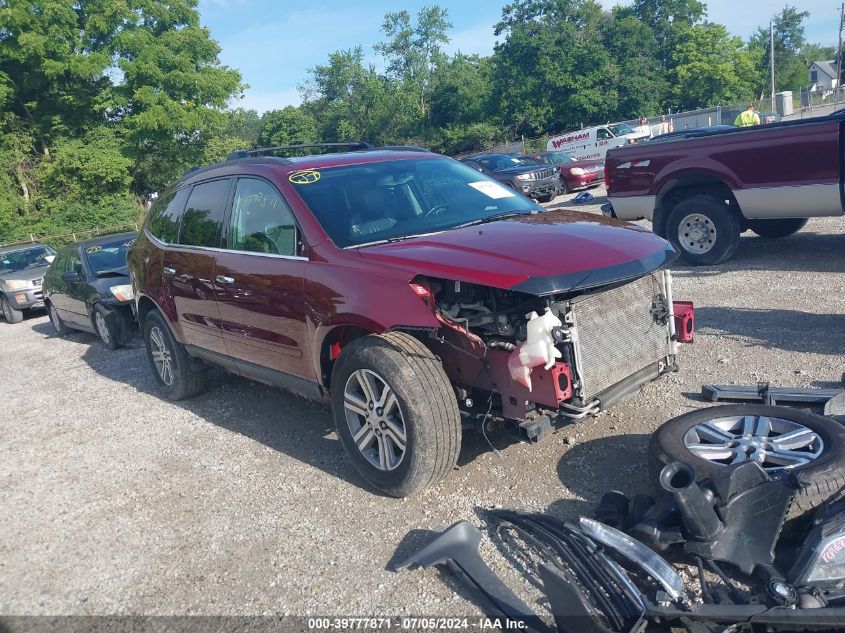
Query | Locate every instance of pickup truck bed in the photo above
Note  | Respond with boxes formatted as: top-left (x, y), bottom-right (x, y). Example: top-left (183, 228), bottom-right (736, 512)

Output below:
top-left (603, 111), bottom-right (843, 265)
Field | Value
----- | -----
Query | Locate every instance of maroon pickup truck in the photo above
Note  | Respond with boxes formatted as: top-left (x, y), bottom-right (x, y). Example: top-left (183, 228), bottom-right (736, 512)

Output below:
top-left (602, 112), bottom-right (843, 265)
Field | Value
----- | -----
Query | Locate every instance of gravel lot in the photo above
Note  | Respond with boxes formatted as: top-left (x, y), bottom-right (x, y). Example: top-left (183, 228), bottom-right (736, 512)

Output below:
top-left (1, 185), bottom-right (844, 619)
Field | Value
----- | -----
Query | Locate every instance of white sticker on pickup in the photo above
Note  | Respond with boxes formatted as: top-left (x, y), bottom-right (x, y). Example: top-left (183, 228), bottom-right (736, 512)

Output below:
top-left (469, 180), bottom-right (516, 199)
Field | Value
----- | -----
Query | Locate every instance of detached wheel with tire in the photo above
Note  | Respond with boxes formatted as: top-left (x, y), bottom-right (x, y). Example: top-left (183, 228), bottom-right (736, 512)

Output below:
top-left (142, 310), bottom-right (208, 400)
top-left (648, 405), bottom-right (845, 519)
top-left (47, 302), bottom-right (68, 336)
top-left (330, 331), bottom-right (461, 497)
top-left (93, 304), bottom-right (122, 350)
top-left (747, 218), bottom-right (808, 238)
top-left (1, 295), bottom-right (24, 323)
top-left (665, 195), bottom-right (741, 266)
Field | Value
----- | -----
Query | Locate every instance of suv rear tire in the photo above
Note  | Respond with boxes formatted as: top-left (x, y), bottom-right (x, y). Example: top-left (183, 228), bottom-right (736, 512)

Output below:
top-left (747, 218), bottom-right (808, 238)
top-left (142, 310), bottom-right (208, 400)
top-left (666, 195), bottom-right (741, 266)
top-left (330, 331), bottom-right (461, 497)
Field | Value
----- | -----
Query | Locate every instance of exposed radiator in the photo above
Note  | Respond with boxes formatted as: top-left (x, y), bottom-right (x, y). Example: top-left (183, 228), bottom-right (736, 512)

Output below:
top-left (570, 274), bottom-right (670, 400)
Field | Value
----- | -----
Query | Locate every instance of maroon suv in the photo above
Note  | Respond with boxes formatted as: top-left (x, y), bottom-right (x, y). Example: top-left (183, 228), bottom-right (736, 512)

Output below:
top-left (128, 144), bottom-right (693, 496)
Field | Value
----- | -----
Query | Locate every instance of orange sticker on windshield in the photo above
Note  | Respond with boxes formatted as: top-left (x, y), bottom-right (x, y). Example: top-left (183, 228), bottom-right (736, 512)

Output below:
top-left (289, 170), bottom-right (320, 184)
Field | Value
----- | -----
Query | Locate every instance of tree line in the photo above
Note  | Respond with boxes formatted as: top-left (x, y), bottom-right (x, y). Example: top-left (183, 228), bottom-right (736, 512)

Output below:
top-left (0, 0), bottom-right (831, 244)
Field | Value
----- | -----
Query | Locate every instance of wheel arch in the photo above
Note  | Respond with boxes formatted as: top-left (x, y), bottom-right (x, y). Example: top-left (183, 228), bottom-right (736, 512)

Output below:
top-left (135, 294), bottom-right (175, 333)
top-left (654, 172), bottom-right (744, 237)
top-left (314, 321), bottom-right (439, 391)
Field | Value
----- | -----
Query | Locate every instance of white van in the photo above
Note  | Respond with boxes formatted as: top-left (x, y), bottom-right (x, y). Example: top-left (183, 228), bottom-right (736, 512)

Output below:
top-left (546, 123), bottom-right (650, 161)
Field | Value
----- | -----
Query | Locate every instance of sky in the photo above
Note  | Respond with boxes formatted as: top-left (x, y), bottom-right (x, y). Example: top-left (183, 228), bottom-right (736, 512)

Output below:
top-left (197, 0), bottom-right (844, 113)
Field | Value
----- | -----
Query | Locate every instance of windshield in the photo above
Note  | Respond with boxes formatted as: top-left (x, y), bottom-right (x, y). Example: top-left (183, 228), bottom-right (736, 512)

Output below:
top-left (289, 157), bottom-right (540, 248)
top-left (0, 246), bottom-right (56, 274)
top-left (609, 123), bottom-right (636, 136)
top-left (476, 154), bottom-right (529, 171)
top-left (548, 153), bottom-right (576, 165)
top-left (83, 237), bottom-right (134, 274)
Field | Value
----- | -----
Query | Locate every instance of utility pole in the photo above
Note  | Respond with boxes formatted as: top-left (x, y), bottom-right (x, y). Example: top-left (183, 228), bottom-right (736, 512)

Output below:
top-left (770, 20), bottom-right (776, 114)
top-left (836, 3), bottom-right (844, 100)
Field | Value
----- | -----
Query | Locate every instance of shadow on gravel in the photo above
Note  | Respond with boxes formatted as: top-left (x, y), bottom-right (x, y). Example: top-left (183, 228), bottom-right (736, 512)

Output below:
top-left (672, 230), bottom-right (845, 276)
top-left (694, 306), bottom-right (845, 355)
top-left (73, 336), bottom-right (384, 493)
top-left (73, 332), bottom-right (517, 496)
top-left (553, 432), bottom-right (652, 516)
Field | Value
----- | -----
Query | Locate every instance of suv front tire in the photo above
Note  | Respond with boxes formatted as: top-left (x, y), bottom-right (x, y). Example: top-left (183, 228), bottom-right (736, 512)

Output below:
top-left (330, 331), bottom-right (461, 497)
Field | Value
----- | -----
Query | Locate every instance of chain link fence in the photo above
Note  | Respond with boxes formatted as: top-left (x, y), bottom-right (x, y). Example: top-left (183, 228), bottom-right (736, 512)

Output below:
top-left (454, 89), bottom-right (845, 159)
top-left (0, 221), bottom-right (142, 249)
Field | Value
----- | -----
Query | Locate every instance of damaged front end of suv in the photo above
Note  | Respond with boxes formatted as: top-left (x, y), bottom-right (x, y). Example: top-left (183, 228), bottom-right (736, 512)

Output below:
top-left (392, 236), bottom-right (694, 441)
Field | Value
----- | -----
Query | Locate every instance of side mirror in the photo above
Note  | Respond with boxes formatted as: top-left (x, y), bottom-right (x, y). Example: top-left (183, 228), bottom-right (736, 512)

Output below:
top-left (60, 271), bottom-right (82, 283)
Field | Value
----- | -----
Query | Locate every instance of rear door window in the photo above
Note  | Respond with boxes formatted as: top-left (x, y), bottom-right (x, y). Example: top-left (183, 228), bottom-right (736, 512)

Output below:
top-left (228, 178), bottom-right (298, 256)
top-left (147, 188), bottom-right (189, 244)
top-left (178, 179), bottom-right (231, 248)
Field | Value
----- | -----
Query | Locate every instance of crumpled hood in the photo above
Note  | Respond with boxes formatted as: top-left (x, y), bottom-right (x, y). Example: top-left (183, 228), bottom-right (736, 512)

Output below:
top-left (355, 210), bottom-right (676, 295)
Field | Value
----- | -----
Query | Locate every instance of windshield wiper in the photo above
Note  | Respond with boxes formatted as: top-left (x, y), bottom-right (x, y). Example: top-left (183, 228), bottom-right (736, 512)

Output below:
top-left (95, 268), bottom-right (127, 277)
top-left (455, 210), bottom-right (535, 229)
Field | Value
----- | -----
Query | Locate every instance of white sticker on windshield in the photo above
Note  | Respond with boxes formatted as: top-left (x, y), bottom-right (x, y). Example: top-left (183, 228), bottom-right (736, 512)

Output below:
top-left (469, 181), bottom-right (516, 199)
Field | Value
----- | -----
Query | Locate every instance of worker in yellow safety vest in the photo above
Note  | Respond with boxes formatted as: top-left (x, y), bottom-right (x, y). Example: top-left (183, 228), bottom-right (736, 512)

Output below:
top-left (734, 103), bottom-right (761, 127)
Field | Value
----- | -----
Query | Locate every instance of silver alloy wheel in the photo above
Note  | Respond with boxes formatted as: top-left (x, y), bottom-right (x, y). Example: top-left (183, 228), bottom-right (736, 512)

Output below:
top-left (149, 325), bottom-right (174, 385)
top-left (683, 414), bottom-right (824, 471)
top-left (49, 305), bottom-right (61, 332)
top-left (678, 212), bottom-right (717, 254)
top-left (95, 311), bottom-right (111, 344)
top-left (343, 368), bottom-right (407, 471)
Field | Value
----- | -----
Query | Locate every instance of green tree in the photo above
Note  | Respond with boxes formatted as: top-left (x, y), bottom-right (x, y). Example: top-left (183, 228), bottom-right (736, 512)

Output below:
top-left (301, 47), bottom-right (411, 144)
top-left (112, 1), bottom-right (244, 195)
top-left (749, 6), bottom-right (811, 93)
top-left (224, 108), bottom-right (263, 147)
top-left (258, 106), bottom-right (319, 146)
top-left (0, 0), bottom-right (243, 244)
top-left (429, 54), bottom-right (495, 129)
top-left (600, 9), bottom-right (666, 118)
top-left (374, 5), bottom-right (451, 134)
top-left (492, 0), bottom-right (618, 136)
top-left (668, 23), bottom-right (760, 110)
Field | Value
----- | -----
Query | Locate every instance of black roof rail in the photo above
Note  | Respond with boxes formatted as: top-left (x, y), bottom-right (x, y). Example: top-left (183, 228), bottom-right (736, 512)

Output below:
top-left (226, 142), bottom-right (373, 160)
top-left (183, 165), bottom-right (201, 176)
top-left (375, 145), bottom-right (432, 152)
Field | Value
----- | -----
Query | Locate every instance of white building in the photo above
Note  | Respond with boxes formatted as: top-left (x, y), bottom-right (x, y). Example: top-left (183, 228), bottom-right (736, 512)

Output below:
top-left (809, 60), bottom-right (839, 92)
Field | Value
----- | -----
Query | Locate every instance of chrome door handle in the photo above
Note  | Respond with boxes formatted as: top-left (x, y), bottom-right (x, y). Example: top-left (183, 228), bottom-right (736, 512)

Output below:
top-left (216, 275), bottom-right (235, 284)
top-left (163, 266), bottom-right (176, 276)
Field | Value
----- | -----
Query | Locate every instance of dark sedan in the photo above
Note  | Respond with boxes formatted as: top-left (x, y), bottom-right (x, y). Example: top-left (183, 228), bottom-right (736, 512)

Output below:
top-left (521, 151), bottom-right (604, 194)
top-left (460, 153), bottom-right (560, 202)
top-left (43, 232), bottom-right (137, 349)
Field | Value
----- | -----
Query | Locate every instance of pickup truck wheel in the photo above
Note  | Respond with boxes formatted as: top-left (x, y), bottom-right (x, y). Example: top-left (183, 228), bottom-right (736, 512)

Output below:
top-left (748, 218), bottom-right (808, 238)
top-left (142, 310), bottom-right (209, 400)
top-left (330, 331), bottom-right (461, 497)
top-left (666, 195), bottom-right (740, 265)
top-left (648, 405), bottom-right (845, 520)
